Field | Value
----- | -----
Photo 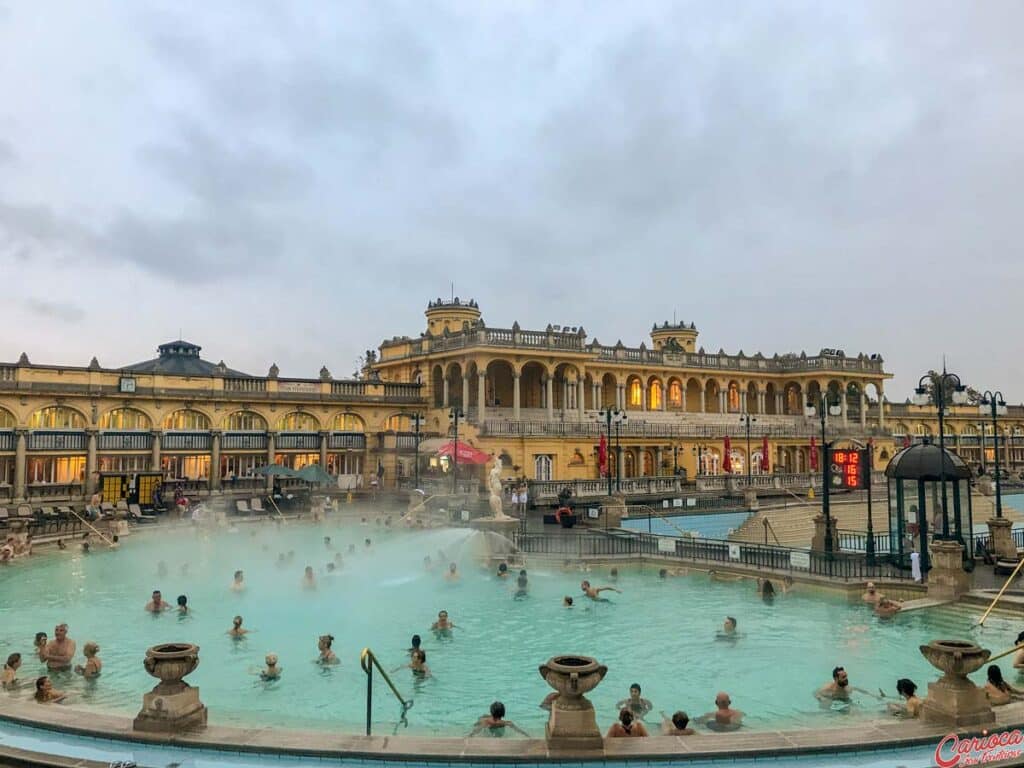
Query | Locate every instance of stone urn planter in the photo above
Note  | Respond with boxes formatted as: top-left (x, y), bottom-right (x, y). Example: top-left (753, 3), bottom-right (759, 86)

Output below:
top-left (133, 643), bottom-right (207, 732)
top-left (919, 640), bottom-right (994, 727)
top-left (539, 655), bottom-right (608, 748)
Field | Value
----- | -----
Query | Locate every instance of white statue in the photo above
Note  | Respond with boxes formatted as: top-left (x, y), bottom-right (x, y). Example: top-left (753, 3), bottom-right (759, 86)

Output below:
top-left (488, 457), bottom-right (512, 519)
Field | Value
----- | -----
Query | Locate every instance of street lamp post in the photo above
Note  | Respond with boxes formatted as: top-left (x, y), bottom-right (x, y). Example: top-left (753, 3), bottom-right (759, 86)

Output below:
top-left (673, 444), bottom-right (679, 476)
top-left (449, 407), bottom-right (464, 495)
top-left (913, 369), bottom-right (968, 540)
top-left (740, 413), bottom-right (757, 487)
top-left (806, 392), bottom-right (842, 554)
top-left (865, 439), bottom-right (875, 565)
top-left (597, 409), bottom-right (626, 497)
top-left (410, 413), bottom-right (424, 491)
top-left (980, 390), bottom-right (1008, 518)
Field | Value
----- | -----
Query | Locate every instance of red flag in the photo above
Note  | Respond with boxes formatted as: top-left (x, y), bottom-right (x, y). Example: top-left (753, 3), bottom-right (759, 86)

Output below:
top-left (723, 436), bottom-right (732, 473)
top-left (761, 435), bottom-right (770, 473)
top-left (598, 434), bottom-right (608, 477)
top-left (810, 436), bottom-right (819, 471)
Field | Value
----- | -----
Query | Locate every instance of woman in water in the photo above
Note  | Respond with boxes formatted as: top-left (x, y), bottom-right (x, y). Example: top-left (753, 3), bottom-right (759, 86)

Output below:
top-left (408, 634), bottom-right (422, 656)
top-left (468, 701), bottom-right (529, 737)
top-left (431, 610), bottom-right (456, 633)
top-left (1013, 631), bottom-right (1024, 670)
top-left (887, 678), bottom-right (922, 718)
top-left (985, 665), bottom-right (1024, 705)
top-left (74, 642), bottom-right (102, 677)
top-left (34, 676), bottom-right (66, 703)
top-left (228, 615), bottom-right (249, 639)
top-left (1, 653), bottom-right (21, 690)
top-left (317, 635), bottom-right (338, 665)
top-left (761, 579), bottom-right (776, 603)
top-left (33, 632), bottom-right (47, 662)
top-left (496, 562), bottom-right (509, 579)
top-left (177, 595), bottom-right (191, 616)
top-left (259, 654), bottom-right (281, 680)
top-left (231, 570), bottom-right (245, 592)
top-left (606, 708), bottom-right (648, 738)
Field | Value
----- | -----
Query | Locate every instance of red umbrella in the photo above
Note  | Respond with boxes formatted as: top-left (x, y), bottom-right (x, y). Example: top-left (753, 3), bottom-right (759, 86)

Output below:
top-left (598, 434), bottom-right (608, 477)
top-left (723, 436), bottom-right (732, 473)
top-left (761, 435), bottom-right (770, 473)
top-left (436, 440), bottom-right (491, 465)
top-left (810, 436), bottom-right (819, 471)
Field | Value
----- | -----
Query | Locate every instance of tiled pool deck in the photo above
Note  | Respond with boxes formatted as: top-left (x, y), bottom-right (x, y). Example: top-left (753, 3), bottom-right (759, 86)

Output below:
top-left (3, 696), bottom-right (1024, 766)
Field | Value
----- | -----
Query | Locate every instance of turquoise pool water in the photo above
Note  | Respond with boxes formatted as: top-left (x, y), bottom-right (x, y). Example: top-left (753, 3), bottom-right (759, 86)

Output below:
top-left (0, 520), bottom-right (1018, 737)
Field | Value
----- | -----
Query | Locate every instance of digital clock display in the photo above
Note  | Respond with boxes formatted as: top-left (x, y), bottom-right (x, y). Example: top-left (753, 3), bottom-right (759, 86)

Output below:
top-left (829, 449), bottom-right (867, 489)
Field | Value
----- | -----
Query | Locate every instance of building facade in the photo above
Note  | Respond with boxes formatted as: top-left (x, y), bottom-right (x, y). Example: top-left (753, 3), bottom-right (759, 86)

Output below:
top-left (0, 342), bottom-right (424, 502)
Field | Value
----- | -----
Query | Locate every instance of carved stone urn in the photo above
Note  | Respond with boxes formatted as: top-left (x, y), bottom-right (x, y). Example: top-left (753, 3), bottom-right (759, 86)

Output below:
top-left (133, 643), bottom-right (207, 732)
top-left (919, 640), bottom-right (994, 727)
top-left (539, 655), bottom-right (608, 748)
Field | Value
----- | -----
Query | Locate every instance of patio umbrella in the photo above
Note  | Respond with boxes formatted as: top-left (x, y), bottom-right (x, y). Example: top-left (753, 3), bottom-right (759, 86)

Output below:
top-left (809, 436), bottom-right (818, 471)
top-left (723, 436), bottom-right (732, 473)
top-left (255, 464), bottom-right (300, 477)
top-left (761, 435), bottom-right (770, 473)
top-left (296, 463), bottom-right (335, 485)
top-left (436, 440), bottom-right (491, 465)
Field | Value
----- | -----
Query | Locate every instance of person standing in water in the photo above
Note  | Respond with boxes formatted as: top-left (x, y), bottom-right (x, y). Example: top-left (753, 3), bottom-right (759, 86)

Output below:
top-left (302, 566), bottom-right (317, 589)
top-left (33, 632), bottom-right (47, 662)
top-left (616, 683), bottom-right (653, 719)
top-left (231, 570), bottom-right (245, 592)
top-left (1, 654), bottom-right (22, 690)
top-left (431, 610), bottom-right (456, 632)
top-left (145, 591), bottom-right (171, 612)
top-left (228, 616), bottom-right (249, 639)
top-left (177, 595), bottom-right (191, 615)
top-left (445, 562), bottom-right (460, 582)
top-left (468, 701), bottom-right (529, 737)
top-left (317, 635), bottom-right (339, 665)
top-left (606, 708), bottom-right (649, 737)
top-left (74, 642), bottom-right (102, 677)
top-left (42, 624), bottom-right (76, 671)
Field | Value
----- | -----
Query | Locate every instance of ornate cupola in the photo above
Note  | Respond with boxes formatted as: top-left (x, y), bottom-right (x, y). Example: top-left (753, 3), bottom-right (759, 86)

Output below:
top-left (650, 321), bottom-right (698, 352)
top-left (425, 297), bottom-right (482, 335)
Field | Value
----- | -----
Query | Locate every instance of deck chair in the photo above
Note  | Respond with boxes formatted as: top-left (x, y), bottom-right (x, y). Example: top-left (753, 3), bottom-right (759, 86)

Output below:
top-left (250, 497), bottom-right (265, 514)
top-left (128, 503), bottom-right (157, 523)
top-left (100, 502), bottom-right (115, 519)
top-left (236, 499), bottom-right (251, 514)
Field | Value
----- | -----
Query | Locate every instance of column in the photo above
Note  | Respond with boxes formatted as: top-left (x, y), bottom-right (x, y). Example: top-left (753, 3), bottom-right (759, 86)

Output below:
top-left (477, 371), bottom-right (486, 424)
top-left (660, 385), bottom-right (666, 411)
top-left (512, 373), bottom-right (521, 421)
top-left (719, 391), bottom-right (726, 412)
top-left (641, 384), bottom-right (647, 411)
top-left (681, 388), bottom-right (687, 412)
top-left (266, 432), bottom-right (276, 492)
top-left (546, 376), bottom-right (554, 420)
top-left (699, 388), bottom-right (706, 413)
top-left (758, 390), bottom-right (765, 413)
top-left (618, 444), bottom-right (626, 480)
top-left (462, 375), bottom-right (470, 410)
top-left (210, 431), bottom-right (222, 491)
top-left (860, 392), bottom-right (867, 428)
top-left (593, 382), bottom-right (600, 410)
top-left (577, 378), bottom-right (585, 418)
top-left (840, 383), bottom-right (848, 424)
top-left (877, 384), bottom-right (886, 427)
top-left (85, 429), bottom-right (98, 495)
top-left (151, 431), bottom-right (162, 473)
top-left (656, 447), bottom-right (663, 476)
top-left (319, 431), bottom-right (329, 470)
top-left (740, 392), bottom-right (747, 413)
top-left (617, 384), bottom-right (625, 410)
top-left (776, 392), bottom-right (784, 414)
top-left (442, 377), bottom-right (449, 408)
top-left (14, 429), bottom-right (26, 501)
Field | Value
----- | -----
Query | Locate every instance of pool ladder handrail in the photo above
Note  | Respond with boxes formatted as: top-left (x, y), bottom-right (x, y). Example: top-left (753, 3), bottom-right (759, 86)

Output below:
top-left (633, 504), bottom-right (693, 538)
top-left (359, 647), bottom-right (413, 735)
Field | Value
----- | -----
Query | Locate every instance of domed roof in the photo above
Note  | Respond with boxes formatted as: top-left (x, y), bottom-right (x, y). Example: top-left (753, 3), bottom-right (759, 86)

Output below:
top-left (885, 440), bottom-right (971, 480)
top-left (122, 340), bottom-right (251, 377)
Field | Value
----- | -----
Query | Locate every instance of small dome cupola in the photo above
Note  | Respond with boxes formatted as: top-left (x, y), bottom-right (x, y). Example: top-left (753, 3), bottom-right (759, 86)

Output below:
top-left (425, 297), bottom-right (482, 335)
top-left (650, 321), bottom-right (698, 352)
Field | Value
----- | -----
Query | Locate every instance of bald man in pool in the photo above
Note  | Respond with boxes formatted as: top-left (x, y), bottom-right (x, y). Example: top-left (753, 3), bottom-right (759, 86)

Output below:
top-left (581, 580), bottom-right (621, 602)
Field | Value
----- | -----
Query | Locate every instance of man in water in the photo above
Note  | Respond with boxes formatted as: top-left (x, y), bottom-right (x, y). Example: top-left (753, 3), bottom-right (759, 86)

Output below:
top-left (231, 570), bottom-right (245, 592)
top-left (816, 666), bottom-right (856, 701)
top-left (717, 616), bottom-right (738, 640)
top-left (145, 590), bottom-right (171, 613)
top-left (660, 710), bottom-right (695, 735)
top-left (302, 566), bottom-right (317, 589)
top-left (696, 692), bottom-right (743, 730)
top-left (445, 562), bottom-right (460, 582)
top-left (468, 701), bottom-right (529, 737)
top-left (563, 596), bottom-right (574, 608)
top-left (228, 615), bottom-right (249, 638)
top-left (874, 597), bottom-right (902, 619)
top-left (862, 581), bottom-right (880, 604)
top-left (581, 580), bottom-right (621, 601)
top-left (431, 610), bottom-right (456, 631)
top-left (324, 536), bottom-right (332, 549)
top-left (42, 624), bottom-right (76, 672)
top-left (616, 683), bottom-right (653, 720)
top-left (260, 653), bottom-right (281, 680)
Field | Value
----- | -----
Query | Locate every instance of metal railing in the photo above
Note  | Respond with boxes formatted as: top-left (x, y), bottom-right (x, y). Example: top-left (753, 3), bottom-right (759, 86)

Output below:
top-left (512, 530), bottom-right (913, 580)
top-left (836, 529), bottom-right (892, 554)
top-left (359, 647), bottom-right (413, 736)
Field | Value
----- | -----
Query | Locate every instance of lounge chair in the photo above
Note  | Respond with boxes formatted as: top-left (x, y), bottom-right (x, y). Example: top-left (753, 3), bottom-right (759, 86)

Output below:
top-left (100, 502), bottom-right (115, 519)
top-left (250, 497), bottom-right (265, 514)
top-left (236, 499), bottom-right (251, 514)
top-left (128, 503), bottom-right (157, 523)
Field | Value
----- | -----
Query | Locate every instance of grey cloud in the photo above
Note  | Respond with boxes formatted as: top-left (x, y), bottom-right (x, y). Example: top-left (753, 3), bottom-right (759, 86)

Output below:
top-left (22, 298), bottom-right (85, 323)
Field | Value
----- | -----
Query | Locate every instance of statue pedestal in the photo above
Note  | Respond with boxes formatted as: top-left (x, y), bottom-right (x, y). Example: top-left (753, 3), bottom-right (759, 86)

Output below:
top-left (927, 540), bottom-right (971, 601)
top-left (987, 517), bottom-right (1017, 561)
top-left (539, 656), bottom-right (607, 751)
top-left (595, 496), bottom-right (625, 528)
top-left (920, 640), bottom-right (994, 727)
top-left (134, 685), bottom-right (207, 732)
top-left (744, 489), bottom-right (759, 512)
top-left (810, 515), bottom-right (837, 553)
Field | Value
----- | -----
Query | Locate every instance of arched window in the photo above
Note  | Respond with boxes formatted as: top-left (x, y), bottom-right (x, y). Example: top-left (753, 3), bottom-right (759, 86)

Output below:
top-left (648, 381), bottom-right (662, 410)
top-left (914, 424), bottom-right (931, 436)
top-left (751, 450), bottom-right (764, 474)
top-left (162, 410), bottom-right (211, 431)
top-left (729, 450), bottom-right (745, 475)
top-left (98, 408), bottom-right (152, 431)
top-left (223, 411), bottom-right (267, 431)
top-left (534, 454), bottom-right (552, 481)
top-left (893, 422), bottom-right (908, 436)
top-left (332, 413), bottom-right (365, 432)
top-left (961, 424), bottom-right (978, 436)
top-left (667, 380), bottom-right (683, 408)
top-left (278, 412), bottom-right (319, 431)
top-left (700, 449), bottom-right (721, 476)
top-left (385, 414), bottom-right (411, 431)
top-left (629, 379), bottom-right (643, 407)
top-left (0, 408), bottom-right (15, 429)
top-left (29, 406), bottom-right (86, 429)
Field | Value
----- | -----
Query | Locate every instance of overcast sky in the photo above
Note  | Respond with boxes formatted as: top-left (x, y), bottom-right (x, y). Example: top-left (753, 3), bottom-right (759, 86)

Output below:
top-left (1, 2), bottom-right (1021, 401)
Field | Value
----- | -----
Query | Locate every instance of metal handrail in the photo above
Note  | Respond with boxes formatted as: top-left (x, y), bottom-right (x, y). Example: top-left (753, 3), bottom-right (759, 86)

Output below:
top-left (630, 504), bottom-right (694, 538)
top-left (763, 518), bottom-right (782, 547)
top-left (359, 647), bottom-right (413, 735)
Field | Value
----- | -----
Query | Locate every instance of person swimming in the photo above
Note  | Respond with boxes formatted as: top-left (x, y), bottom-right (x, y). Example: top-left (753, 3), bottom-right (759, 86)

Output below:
top-left (259, 653), bottom-right (281, 680)
top-left (874, 596), bottom-right (902, 619)
top-left (445, 562), bottom-right (460, 582)
top-left (302, 566), bottom-right (317, 589)
top-left (609, 567), bottom-right (619, 581)
top-left (431, 610), bottom-right (456, 632)
top-left (616, 683), bottom-right (653, 720)
top-left (231, 570), bottom-right (245, 592)
top-left (408, 634), bottom-right (422, 656)
top-left (228, 615), bottom-right (249, 638)
top-left (34, 676), bottom-right (66, 703)
top-left (695, 692), bottom-right (743, 731)
top-left (395, 648), bottom-right (431, 677)
top-left (496, 562), bottom-right (509, 578)
top-left (176, 595), bottom-right (190, 615)
top-left (74, 642), bottom-right (102, 677)
top-left (317, 634), bottom-right (338, 665)
top-left (563, 596), bottom-right (574, 608)
top-left (716, 616), bottom-right (738, 640)
top-left (324, 536), bottom-right (332, 549)
top-left (887, 678), bottom-right (922, 718)
top-left (468, 701), bottom-right (529, 737)
top-left (581, 580), bottom-right (621, 602)
top-left (146, 590), bottom-right (170, 613)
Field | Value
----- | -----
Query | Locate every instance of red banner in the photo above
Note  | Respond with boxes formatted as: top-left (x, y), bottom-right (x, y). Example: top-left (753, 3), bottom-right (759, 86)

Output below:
top-left (810, 436), bottom-right (819, 471)
top-left (761, 435), bottom-right (770, 473)
top-left (723, 436), bottom-right (732, 473)
top-left (598, 434), bottom-right (608, 477)
top-left (436, 440), bottom-right (491, 465)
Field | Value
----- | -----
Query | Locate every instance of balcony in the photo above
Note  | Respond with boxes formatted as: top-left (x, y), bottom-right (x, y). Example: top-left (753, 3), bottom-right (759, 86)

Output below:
top-left (97, 432), bottom-right (153, 451)
top-left (26, 431), bottom-right (88, 451)
top-left (328, 432), bottom-right (366, 450)
top-left (276, 432), bottom-right (319, 450)
top-left (222, 432), bottom-right (268, 451)
top-left (162, 432), bottom-right (212, 451)
top-left (0, 430), bottom-right (14, 452)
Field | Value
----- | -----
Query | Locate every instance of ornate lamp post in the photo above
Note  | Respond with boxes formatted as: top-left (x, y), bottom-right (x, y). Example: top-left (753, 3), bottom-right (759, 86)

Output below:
top-left (806, 392), bottom-right (842, 554)
top-left (597, 409), bottom-right (626, 496)
top-left (980, 391), bottom-right (1007, 518)
top-left (449, 407), bottom-right (464, 494)
top-left (913, 370), bottom-right (968, 539)
top-left (410, 413), bottom-right (424, 490)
